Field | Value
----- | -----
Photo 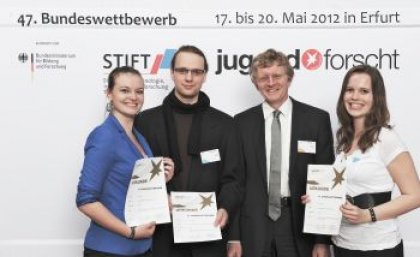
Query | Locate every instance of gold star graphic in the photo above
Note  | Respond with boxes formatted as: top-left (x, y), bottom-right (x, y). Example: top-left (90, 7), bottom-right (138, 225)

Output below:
top-left (200, 194), bottom-right (214, 210)
top-left (331, 168), bottom-right (345, 189)
top-left (149, 159), bottom-right (163, 181)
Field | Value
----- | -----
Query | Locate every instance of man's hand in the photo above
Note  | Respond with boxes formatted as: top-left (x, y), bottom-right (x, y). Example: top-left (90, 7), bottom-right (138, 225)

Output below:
top-left (214, 208), bottom-right (228, 228)
top-left (167, 194), bottom-right (172, 213)
top-left (227, 242), bottom-right (242, 257)
top-left (301, 194), bottom-right (311, 204)
top-left (163, 157), bottom-right (174, 182)
top-left (312, 243), bottom-right (330, 257)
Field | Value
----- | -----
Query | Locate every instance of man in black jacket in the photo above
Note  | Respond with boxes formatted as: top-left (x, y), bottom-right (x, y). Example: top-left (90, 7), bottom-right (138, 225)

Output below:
top-left (228, 49), bottom-right (334, 257)
top-left (135, 45), bottom-right (242, 257)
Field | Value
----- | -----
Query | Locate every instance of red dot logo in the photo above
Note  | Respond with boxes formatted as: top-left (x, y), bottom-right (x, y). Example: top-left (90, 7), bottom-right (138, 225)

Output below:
top-left (301, 49), bottom-right (322, 70)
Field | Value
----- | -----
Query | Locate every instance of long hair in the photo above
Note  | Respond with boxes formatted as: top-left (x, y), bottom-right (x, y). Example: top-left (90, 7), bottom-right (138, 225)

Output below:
top-left (336, 65), bottom-right (390, 153)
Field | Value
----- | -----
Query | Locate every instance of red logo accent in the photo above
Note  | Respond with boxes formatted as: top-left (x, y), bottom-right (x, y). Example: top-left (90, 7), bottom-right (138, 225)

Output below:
top-left (150, 54), bottom-right (163, 74)
top-left (301, 49), bottom-right (322, 70)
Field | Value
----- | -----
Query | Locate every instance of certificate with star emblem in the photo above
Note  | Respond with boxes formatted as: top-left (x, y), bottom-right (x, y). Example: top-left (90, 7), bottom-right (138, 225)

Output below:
top-left (171, 192), bottom-right (222, 243)
top-left (303, 164), bottom-right (347, 235)
top-left (124, 157), bottom-right (170, 226)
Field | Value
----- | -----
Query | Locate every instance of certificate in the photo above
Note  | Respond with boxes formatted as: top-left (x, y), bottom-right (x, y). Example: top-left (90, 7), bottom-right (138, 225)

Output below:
top-left (124, 157), bottom-right (171, 226)
top-left (303, 164), bottom-right (346, 235)
top-left (171, 192), bottom-right (222, 243)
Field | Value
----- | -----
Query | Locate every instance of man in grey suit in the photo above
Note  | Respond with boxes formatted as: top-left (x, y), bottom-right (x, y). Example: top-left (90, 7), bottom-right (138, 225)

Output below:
top-left (228, 49), bottom-right (334, 257)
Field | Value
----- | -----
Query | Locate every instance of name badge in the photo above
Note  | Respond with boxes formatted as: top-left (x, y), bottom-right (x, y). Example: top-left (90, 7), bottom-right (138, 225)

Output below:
top-left (200, 149), bottom-right (221, 164)
top-left (298, 140), bottom-right (316, 154)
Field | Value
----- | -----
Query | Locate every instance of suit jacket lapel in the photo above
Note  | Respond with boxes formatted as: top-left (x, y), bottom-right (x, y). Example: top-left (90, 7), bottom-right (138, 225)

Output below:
top-left (254, 106), bottom-right (268, 191)
top-left (289, 99), bottom-right (302, 188)
top-left (158, 116), bottom-right (170, 155)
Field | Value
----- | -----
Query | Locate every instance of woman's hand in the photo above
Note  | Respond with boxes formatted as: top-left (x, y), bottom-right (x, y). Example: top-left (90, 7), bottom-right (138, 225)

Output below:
top-left (134, 222), bottom-right (156, 239)
top-left (340, 201), bottom-right (371, 224)
top-left (163, 157), bottom-right (174, 182)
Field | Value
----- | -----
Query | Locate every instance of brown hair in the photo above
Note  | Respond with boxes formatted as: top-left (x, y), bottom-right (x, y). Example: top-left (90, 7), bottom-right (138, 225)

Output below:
top-left (170, 45), bottom-right (208, 72)
top-left (250, 49), bottom-right (294, 83)
top-left (107, 66), bottom-right (142, 92)
top-left (336, 64), bottom-right (391, 153)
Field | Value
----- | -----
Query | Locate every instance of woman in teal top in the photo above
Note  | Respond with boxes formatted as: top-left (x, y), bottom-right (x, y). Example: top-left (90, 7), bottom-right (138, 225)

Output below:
top-left (76, 66), bottom-right (174, 256)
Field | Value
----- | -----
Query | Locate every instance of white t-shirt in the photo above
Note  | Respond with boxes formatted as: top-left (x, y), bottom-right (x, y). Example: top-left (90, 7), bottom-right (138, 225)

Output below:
top-left (332, 127), bottom-right (407, 251)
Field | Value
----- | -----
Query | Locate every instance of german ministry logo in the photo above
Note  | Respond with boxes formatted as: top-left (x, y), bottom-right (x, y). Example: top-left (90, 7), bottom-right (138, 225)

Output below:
top-left (18, 53), bottom-right (29, 63)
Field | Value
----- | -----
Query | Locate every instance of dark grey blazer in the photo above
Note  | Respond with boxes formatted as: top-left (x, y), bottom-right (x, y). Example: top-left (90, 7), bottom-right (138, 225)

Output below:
top-left (231, 98), bottom-right (334, 257)
top-left (135, 104), bottom-right (242, 257)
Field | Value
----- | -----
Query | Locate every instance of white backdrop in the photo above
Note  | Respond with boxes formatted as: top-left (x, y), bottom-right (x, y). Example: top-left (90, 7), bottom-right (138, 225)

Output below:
top-left (1, 1), bottom-right (419, 256)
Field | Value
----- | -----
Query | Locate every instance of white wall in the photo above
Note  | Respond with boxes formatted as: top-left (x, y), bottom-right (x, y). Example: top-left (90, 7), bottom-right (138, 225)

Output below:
top-left (1, 1), bottom-right (419, 256)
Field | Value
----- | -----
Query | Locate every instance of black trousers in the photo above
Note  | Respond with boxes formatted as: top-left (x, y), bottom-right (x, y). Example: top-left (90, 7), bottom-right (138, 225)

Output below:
top-left (333, 241), bottom-right (404, 257)
top-left (262, 207), bottom-right (299, 257)
top-left (84, 247), bottom-right (152, 257)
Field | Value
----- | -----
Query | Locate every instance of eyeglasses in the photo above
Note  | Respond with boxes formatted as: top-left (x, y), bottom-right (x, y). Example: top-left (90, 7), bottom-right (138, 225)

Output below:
top-left (257, 73), bottom-right (287, 84)
top-left (174, 67), bottom-right (206, 77)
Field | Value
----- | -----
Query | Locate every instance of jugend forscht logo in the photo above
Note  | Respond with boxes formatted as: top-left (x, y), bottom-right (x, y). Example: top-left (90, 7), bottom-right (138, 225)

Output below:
top-left (215, 48), bottom-right (400, 75)
top-left (301, 49), bottom-right (323, 70)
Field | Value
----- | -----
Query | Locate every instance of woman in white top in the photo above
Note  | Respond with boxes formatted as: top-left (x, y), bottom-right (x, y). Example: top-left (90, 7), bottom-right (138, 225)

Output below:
top-left (332, 64), bottom-right (420, 257)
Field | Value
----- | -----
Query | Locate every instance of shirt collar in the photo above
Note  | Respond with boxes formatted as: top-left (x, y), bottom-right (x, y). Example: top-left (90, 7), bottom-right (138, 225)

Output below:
top-left (262, 97), bottom-right (292, 120)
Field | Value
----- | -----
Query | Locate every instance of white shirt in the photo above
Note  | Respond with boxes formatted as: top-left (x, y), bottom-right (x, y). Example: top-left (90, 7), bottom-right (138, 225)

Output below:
top-left (262, 98), bottom-right (292, 196)
top-left (332, 127), bottom-right (407, 251)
